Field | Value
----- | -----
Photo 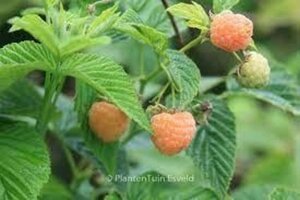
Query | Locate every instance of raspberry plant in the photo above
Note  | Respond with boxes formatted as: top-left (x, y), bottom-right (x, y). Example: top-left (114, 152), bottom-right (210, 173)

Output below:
top-left (0, 0), bottom-right (299, 199)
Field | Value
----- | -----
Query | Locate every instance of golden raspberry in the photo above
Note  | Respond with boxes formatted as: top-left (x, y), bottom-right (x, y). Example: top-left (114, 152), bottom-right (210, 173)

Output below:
top-left (210, 11), bottom-right (253, 52)
top-left (151, 112), bottom-right (196, 156)
top-left (89, 101), bottom-right (129, 142)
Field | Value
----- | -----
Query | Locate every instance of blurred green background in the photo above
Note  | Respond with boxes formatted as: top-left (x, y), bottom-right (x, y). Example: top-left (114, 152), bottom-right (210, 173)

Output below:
top-left (1, 0), bottom-right (299, 198)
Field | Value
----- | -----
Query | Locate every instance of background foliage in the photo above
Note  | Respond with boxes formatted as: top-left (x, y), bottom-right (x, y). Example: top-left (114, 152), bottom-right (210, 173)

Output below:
top-left (0, 0), bottom-right (299, 199)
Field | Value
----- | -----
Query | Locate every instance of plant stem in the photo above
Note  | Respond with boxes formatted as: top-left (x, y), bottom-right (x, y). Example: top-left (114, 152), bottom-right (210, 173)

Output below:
top-left (144, 66), bottom-right (161, 82)
top-left (36, 73), bottom-right (64, 135)
top-left (160, 63), bottom-right (178, 90)
top-left (63, 145), bottom-right (78, 182)
top-left (233, 52), bottom-right (243, 63)
top-left (161, 0), bottom-right (184, 46)
top-left (152, 82), bottom-right (170, 104)
top-left (171, 86), bottom-right (175, 107)
top-left (53, 76), bottom-right (65, 103)
top-left (180, 34), bottom-right (206, 53)
top-left (218, 91), bottom-right (233, 99)
top-left (54, 132), bottom-right (79, 186)
top-left (92, 0), bottom-right (112, 6)
top-left (140, 65), bottom-right (162, 96)
top-left (139, 46), bottom-right (145, 77)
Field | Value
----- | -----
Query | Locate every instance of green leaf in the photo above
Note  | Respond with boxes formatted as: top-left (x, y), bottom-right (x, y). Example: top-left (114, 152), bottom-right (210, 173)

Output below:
top-left (0, 80), bottom-right (42, 118)
top-left (104, 193), bottom-right (120, 200)
top-left (114, 9), bottom-right (168, 54)
top-left (61, 53), bottom-right (150, 132)
top-left (21, 7), bottom-right (46, 16)
top-left (9, 15), bottom-right (59, 55)
top-left (127, 171), bottom-right (218, 200)
top-left (87, 4), bottom-right (120, 36)
top-left (117, 8), bottom-right (143, 24)
top-left (166, 49), bottom-right (201, 108)
top-left (74, 81), bottom-right (97, 127)
top-left (64, 130), bottom-right (127, 181)
top-left (38, 177), bottom-right (72, 200)
top-left (167, 2), bottom-right (209, 30)
top-left (46, 0), bottom-right (59, 8)
top-left (0, 41), bottom-right (55, 92)
top-left (88, 139), bottom-right (121, 176)
top-left (269, 188), bottom-right (300, 200)
top-left (59, 36), bottom-right (111, 57)
top-left (232, 185), bottom-right (275, 200)
top-left (226, 67), bottom-right (300, 116)
top-left (122, 0), bottom-right (179, 37)
top-left (122, 0), bottom-right (147, 13)
top-left (213, 0), bottom-right (240, 13)
top-left (145, 4), bottom-right (172, 34)
top-left (187, 98), bottom-right (236, 197)
top-left (0, 120), bottom-right (50, 200)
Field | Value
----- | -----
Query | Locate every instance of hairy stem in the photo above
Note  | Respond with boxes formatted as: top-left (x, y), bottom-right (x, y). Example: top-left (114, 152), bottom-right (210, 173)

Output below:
top-left (160, 63), bottom-right (177, 90)
top-left (233, 52), bottom-right (243, 63)
top-left (36, 73), bottom-right (64, 135)
top-left (171, 86), bottom-right (175, 107)
top-left (63, 145), bottom-right (78, 183)
top-left (180, 34), bottom-right (206, 53)
top-left (152, 82), bottom-right (171, 104)
top-left (144, 66), bottom-right (161, 82)
top-left (161, 0), bottom-right (184, 46)
top-left (139, 46), bottom-right (145, 77)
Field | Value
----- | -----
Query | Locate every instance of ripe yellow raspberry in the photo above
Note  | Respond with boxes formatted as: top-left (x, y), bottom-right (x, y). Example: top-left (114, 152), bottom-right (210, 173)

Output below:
top-left (210, 11), bottom-right (253, 52)
top-left (89, 101), bottom-right (129, 142)
top-left (151, 112), bottom-right (196, 156)
top-left (237, 51), bottom-right (270, 88)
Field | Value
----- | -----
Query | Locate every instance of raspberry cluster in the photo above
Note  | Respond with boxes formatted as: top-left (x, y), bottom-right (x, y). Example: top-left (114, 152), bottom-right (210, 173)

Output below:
top-left (88, 8), bottom-right (269, 155)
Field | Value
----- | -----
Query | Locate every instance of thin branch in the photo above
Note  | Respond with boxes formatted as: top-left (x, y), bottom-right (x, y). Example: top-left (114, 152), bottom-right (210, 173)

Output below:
top-left (161, 0), bottom-right (184, 46)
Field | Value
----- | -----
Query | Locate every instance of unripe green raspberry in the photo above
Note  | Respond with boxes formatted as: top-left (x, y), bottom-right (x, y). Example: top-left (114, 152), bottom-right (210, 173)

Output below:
top-left (237, 52), bottom-right (270, 88)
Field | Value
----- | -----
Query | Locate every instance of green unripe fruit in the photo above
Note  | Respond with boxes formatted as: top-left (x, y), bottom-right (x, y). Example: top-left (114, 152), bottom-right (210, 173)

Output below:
top-left (237, 51), bottom-right (270, 88)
